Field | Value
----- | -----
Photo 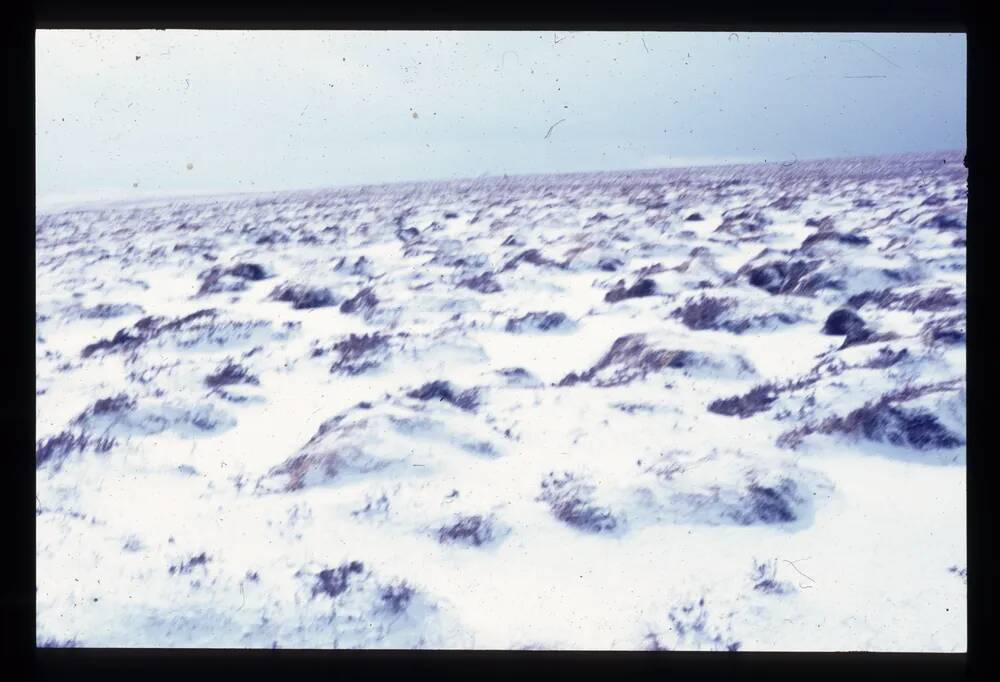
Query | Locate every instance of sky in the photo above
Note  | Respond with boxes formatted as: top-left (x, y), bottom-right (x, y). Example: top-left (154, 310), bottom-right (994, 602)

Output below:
top-left (35, 30), bottom-right (966, 208)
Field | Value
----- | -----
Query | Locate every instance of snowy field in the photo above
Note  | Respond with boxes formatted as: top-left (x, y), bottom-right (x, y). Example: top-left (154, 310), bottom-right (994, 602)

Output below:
top-left (35, 151), bottom-right (967, 650)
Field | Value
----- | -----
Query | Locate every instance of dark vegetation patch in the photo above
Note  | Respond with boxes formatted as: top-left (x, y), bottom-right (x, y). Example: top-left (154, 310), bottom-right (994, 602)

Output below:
top-left (227, 263), bottom-right (269, 280)
top-left (122, 536), bottom-right (144, 552)
top-left (396, 226), bottom-right (420, 242)
top-left (777, 380), bottom-right (964, 451)
top-left (804, 216), bottom-right (836, 230)
top-left (197, 262), bottom-right (270, 295)
top-left (838, 327), bottom-right (901, 351)
top-left (407, 381), bottom-right (480, 412)
top-left (91, 393), bottom-right (136, 415)
top-left (197, 268), bottom-right (247, 296)
top-left (350, 256), bottom-right (373, 276)
top-left (379, 582), bottom-right (415, 614)
top-left (598, 257), bottom-right (624, 272)
top-left (73, 393), bottom-right (137, 424)
top-left (312, 561), bottom-right (365, 599)
top-left (501, 248), bottom-right (563, 272)
top-left (921, 314), bottom-right (965, 346)
top-left (168, 552), bottom-right (211, 575)
top-left (847, 287), bottom-right (962, 313)
top-left (798, 271), bottom-right (846, 294)
top-left (351, 493), bottom-right (391, 520)
top-left (36, 431), bottom-right (90, 470)
top-left (822, 307), bottom-right (867, 336)
top-left (505, 311), bottom-right (569, 333)
top-left (708, 371), bottom-right (823, 419)
top-left (498, 367), bottom-right (531, 379)
top-left (604, 278), bottom-right (657, 303)
top-left (308, 411), bottom-right (351, 440)
top-left (750, 559), bottom-right (793, 595)
top-left (646, 453), bottom-right (689, 481)
top-left (328, 333), bottom-right (391, 375)
top-left (458, 272), bottom-right (503, 294)
top-left (767, 194), bottom-right (806, 211)
top-left (658, 468), bottom-right (806, 527)
top-left (255, 230), bottom-right (291, 245)
top-left (437, 515), bottom-right (495, 546)
top-left (800, 231), bottom-right (871, 248)
top-left (256, 446), bottom-right (352, 492)
top-left (95, 436), bottom-right (117, 452)
top-left (708, 385), bottom-right (779, 418)
top-left (270, 283), bottom-right (337, 309)
top-left (743, 259), bottom-right (826, 296)
top-left (879, 266), bottom-right (922, 284)
top-left (77, 303), bottom-right (145, 319)
top-left (636, 262), bottom-right (668, 278)
top-left (823, 404), bottom-right (962, 450)
top-left (646, 598), bottom-right (741, 652)
top-left (561, 334), bottom-right (692, 388)
top-left (672, 296), bottom-right (738, 331)
top-left (497, 367), bottom-right (541, 387)
top-left (205, 360), bottom-right (259, 388)
top-left (191, 409), bottom-right (225, 431)
top-left (339, 287), bottom-right (379, 315)
top-left (921, 212), bottom-right (965, 230)
top-left (729, 480), bottom-right (800, 525)
top-left (715, 207), bottom-right (772, 235)
top-left (538, 472), bottom-right (620, 534)
top-left (81, 309), bottom-right (218, 358)
top-left (864, 347), bottom-right (910, 369)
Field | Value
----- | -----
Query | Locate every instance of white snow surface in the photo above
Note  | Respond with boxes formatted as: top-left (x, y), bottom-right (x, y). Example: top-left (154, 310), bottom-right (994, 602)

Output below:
top-left (36, 152), bottom-right (967, 650)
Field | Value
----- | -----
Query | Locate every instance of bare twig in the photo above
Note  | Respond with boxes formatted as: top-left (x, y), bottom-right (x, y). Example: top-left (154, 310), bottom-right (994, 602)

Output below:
top-left (783, 557), bottom-right (816, 584)
top-left (544, 118), bottom-right (566, 140)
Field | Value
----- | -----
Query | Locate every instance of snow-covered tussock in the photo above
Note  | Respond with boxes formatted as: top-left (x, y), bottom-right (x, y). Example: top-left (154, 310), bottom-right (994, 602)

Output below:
top-left (36, 151), bottom-right (966, 649)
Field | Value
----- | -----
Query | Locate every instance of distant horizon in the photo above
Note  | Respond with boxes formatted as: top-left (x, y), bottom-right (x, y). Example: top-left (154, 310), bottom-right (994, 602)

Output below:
top-left (36, 147), bottom-right (965, 215)
top-left (36, 31), bottom-right (966, 212)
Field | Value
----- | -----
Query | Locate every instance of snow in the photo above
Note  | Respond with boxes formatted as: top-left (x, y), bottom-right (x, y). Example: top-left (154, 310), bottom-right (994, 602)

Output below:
top-left (36, 151), bottom-right (967, 650)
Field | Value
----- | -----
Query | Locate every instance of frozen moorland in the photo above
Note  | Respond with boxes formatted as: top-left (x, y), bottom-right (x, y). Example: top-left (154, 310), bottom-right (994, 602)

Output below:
top-left (35, 151), bottom-right (967, 650)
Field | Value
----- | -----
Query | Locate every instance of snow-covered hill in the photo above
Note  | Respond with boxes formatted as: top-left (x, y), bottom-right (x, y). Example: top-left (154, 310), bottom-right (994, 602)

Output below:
top-left (35, 151), bottom-right (967, 650)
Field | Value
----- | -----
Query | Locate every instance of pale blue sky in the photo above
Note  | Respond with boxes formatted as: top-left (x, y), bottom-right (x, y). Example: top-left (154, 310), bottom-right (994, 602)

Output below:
top-left (35, 30), bottom-right (966, 207)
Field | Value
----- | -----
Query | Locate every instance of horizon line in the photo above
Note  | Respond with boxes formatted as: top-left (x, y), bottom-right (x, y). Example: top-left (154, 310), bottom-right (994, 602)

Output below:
top-left (36, 147), bottom-right (965, 216)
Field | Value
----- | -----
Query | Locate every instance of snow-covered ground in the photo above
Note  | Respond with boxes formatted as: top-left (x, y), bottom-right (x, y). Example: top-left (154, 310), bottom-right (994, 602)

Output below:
top-left (35, 151), bottom-right (967, 650)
